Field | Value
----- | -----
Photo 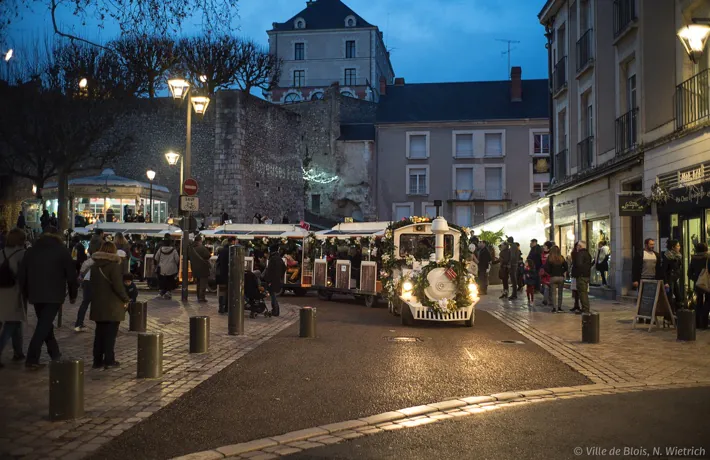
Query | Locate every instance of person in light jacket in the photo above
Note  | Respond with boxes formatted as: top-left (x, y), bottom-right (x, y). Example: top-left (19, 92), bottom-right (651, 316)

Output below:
top-left (89, 242), bottom-right (130, 369)
top-left (154, 235), bottom-right (180, 299)
top-left (0, 229), bottom-right (27, 367)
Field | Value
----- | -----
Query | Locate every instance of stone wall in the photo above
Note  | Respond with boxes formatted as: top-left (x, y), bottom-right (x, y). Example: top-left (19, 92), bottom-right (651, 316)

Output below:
top-left (212, 91), bottom-right (304, 223)
top-left (286, 87), bottom-right (377, 221)
top-left (107, 99), bottom-right (216, 215)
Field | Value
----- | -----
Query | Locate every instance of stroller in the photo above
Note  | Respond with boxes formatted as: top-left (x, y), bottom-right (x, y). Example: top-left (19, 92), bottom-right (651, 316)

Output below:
top-left (245, 270), bottom-right (271, 318)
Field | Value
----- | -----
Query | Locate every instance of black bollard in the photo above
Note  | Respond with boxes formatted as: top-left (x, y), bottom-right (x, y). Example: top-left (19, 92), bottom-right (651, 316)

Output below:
top-left (137, 333), bottom-right (163, 379)
top-left (189, 316), bottom-right (210, 353)
top-left (228, 245), bottom-right (245, 336)
top-left (581, 312), bottom-right (600, 344)
top-left (49, 359), bottom-right (84, 421)
top-left (299, 307), bottom-right (317, 338)
top-left (677, 309), bottom-right (696, 341)
top-left (129, 301), bottom-right (148, 333)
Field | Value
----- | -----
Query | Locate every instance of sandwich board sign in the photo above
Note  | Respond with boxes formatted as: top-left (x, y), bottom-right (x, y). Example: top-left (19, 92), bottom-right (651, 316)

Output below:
top-left (633, 280), bottom-right (676, 332)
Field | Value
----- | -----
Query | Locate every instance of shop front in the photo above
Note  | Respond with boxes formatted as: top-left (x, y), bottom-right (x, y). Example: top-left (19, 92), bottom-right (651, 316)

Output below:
top-left (549, 164), bottom-right (644, 298)
top-left (41, 169), bottom-right (171, 227)
top-left (655, 167), bottom-right (710, 295)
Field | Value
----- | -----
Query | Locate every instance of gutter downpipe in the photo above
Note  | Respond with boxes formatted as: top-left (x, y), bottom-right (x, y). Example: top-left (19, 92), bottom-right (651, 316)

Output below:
top-left (545, 20), bottom-right (555, 242)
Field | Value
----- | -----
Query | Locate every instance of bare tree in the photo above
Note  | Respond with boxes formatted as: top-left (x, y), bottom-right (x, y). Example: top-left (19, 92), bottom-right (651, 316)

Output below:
top-left (0, 41), bottom-right (135, 230)
top-left (234, 39), bottom-right (282, 95)
top-left (1, 0), bottom-right (240, 49)
top-left (111, 35), bottom-right (177, 98)
top-left (175, 35), bottom-right (244, 95)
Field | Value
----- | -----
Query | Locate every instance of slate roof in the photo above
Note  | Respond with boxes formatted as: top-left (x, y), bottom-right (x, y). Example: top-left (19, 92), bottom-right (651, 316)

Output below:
top-left (376, 79), bottom-right (550, 124)
top-left (338, 124), bottom-right (375, 141)
top-left (272, 0), bottom-right (373, 31)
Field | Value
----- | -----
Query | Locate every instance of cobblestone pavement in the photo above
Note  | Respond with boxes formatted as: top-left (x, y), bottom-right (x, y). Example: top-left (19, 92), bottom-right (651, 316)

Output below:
top-left (0, 293), bottom-right (299, 460)
top-left (477, 287), bottom-right (710, 384)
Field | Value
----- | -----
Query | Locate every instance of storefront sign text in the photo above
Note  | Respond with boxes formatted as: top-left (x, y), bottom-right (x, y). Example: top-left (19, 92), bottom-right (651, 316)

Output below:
top-left (618, 194), bottom-right (648, 217)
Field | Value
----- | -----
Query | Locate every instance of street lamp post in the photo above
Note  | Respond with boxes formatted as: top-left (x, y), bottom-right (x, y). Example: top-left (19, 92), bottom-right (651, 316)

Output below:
top-left (167, 78), bottom-right (210, 302)
top-left (147, 169), bottom-right (156, 222)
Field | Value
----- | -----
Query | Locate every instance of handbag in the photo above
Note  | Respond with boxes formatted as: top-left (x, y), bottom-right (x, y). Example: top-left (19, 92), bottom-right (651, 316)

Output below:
top-left (696, 258), bottom-right (710, 292)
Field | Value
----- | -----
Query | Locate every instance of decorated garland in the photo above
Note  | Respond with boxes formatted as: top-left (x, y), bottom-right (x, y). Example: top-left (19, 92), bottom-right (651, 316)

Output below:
top-left (409, 259), bottom-right (473, 313)
top-left (380, 216), bottom-right (474, 314)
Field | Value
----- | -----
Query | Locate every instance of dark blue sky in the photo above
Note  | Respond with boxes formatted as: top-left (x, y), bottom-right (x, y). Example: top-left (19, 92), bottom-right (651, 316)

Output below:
top-left (4, 0), bottom-right (549, 83)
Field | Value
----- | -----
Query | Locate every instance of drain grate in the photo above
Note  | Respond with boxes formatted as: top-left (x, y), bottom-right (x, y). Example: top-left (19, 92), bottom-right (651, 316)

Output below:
top-left (384, 336), bottom-right (422, 343)
top-left (498, 340), bottom-right (525, 345)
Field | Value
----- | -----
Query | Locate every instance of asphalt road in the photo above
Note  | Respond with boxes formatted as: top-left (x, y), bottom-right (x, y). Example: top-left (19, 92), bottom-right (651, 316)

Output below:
top-left (288, 387), bottom-right (710, 460)
top-left (90, 295), bottom-right (589, 460)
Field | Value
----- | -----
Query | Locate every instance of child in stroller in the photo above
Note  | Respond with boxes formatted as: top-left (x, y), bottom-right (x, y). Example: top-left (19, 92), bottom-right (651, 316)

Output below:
top-left (245, 270), bottom-right (271, 318)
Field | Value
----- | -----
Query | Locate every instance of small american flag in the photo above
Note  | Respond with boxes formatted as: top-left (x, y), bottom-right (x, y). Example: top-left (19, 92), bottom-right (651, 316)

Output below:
top-left (445, 267), bottom-right (457, 281)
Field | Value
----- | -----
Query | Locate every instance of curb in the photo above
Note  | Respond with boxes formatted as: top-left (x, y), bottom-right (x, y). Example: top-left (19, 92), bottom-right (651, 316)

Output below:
top-left (170, 380), bottom-right (710, 459)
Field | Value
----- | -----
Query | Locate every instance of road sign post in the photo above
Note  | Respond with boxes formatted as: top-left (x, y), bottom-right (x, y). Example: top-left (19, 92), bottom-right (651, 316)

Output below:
top-left (179, 196), bottom-right (199, 212)
top-left (183, 178), bottom-right (198, 196)
top-left (180, 177), bottom-right (198, 303)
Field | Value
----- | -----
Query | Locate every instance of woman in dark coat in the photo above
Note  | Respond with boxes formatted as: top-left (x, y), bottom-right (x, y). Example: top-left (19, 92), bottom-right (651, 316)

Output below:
top-left (0, 229), bottom-right (27, 367)
top-left (688, 242), bottom-right (710, 329)
top-left (661, 239), bottom-right (683, 312)
top-left (89, 242), bottom-right (130, 369)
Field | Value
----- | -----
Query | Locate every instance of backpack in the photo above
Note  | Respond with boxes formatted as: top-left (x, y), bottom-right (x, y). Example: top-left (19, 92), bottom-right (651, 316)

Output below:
top-left (0, 249), bottom-right (21, 288)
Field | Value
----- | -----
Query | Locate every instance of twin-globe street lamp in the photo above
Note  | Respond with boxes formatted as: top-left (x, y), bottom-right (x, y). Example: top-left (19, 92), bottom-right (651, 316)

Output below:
top-left (166, 78), bottom-right (210, 302)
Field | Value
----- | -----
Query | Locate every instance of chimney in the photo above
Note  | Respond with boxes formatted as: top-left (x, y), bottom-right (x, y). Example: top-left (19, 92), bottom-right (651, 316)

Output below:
top-left (510, 66), bottom-right (522, 102)
top-left (306, 0), bottom-right (316, 7)
top-left (379, 76), bottom-right (387, 96)
top-left (394, 77), bottom-right (405, 86)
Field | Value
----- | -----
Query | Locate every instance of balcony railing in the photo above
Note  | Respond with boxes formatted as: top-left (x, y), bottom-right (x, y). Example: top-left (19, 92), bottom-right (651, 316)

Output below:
top-left (613, 0), bottom-right (637, 38)
top-left (553, 56), bottom-right (567, 94)
top-left (615, 108), bottom-right (638, 154)
top-left (676, 68), bottom-right (710, 130)
top-left (450, 190), bottom-right (511, 201)
top-left (555, 149), bottom-right (568, 181)
top-left (576, 29), bottom-right (594, 72)
top-left (577, 136), bottom-right (594, 171)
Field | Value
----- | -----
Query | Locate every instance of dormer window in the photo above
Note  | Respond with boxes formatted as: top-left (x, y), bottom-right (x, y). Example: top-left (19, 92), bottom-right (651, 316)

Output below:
top-left (295, 18), bottom-right (306, 29)
top-left (345, 15), bottom-right (356, 27)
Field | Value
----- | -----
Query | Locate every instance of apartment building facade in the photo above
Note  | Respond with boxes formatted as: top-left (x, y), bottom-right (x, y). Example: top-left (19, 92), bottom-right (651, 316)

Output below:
top-left (539, 0), bottom-right (647, 297)
top-left (540, 0), bottom-right (710, 297)
top-left (266, 0), bottom-right (395, 104)
top-left (376, 68), bottom-right (550, 227)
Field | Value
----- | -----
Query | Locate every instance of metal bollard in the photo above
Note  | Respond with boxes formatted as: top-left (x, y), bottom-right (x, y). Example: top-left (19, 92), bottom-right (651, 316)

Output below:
top-left (299, 307), bottom-right (317, 338)
top-left (129, 301), bottom-right (148, 333)
top-left (581, 312), bottom-right (600, 344)
top-left (137, 333), bottom-right (163, 379)
top-left (189, 316), bottom-right (210, 353)
top-left (677, 309), bottom-right (696, 341)
top-left (49, 358), bottom-right (84, 421)
top-left (228, 245), bottom-right (245, 335)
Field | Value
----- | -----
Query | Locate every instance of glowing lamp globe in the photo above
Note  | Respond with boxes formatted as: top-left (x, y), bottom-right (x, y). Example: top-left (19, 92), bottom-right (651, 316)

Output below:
top-left (167, 78), bottom-right (190, 100)
top-left (165, 151), bottom-right (181, 166)
top-left (191, 96), bottom-right (210, 114)
top-left (79, 78), bottom-right (88, 88)
top-left (677, 24), bottom-right (710, 63)
top-left (146, 169), bottom-right (156, 181)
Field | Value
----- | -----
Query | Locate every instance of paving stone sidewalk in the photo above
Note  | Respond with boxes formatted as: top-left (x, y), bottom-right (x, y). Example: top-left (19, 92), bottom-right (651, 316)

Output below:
top-left (0, 293), bottom-right (299, 460)
top-left (478, 288), bottom-right (710, 385)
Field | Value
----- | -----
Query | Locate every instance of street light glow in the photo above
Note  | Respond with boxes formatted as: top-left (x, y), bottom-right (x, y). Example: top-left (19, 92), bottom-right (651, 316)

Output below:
top-left (79, 78), bottom-right (88, 88)
top-left (191, 96), bottom-right (210, 114)
top-left (167, 78), bottom-right (190, 100)
top-left (32, 184), bottom-right (37, 195)
top-left (146, 169), bottom-right (156, 181)
top-left (677, 24), bottom-right (710, 63)
top-left (4, 49), bottom-right (12, 62)
top-left (165, 151), bottom-right (181, 166)
top-left (199, 75), bottom-right (207, 83)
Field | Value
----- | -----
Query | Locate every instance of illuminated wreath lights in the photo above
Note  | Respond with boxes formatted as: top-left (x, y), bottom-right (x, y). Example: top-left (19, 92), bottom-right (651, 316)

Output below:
top-left (302, 166), bottom-right (339, 184)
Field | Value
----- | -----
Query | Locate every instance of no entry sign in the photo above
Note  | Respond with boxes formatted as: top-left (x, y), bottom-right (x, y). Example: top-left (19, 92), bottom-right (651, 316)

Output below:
top-left (183, 178), bottom-right (198, 196)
